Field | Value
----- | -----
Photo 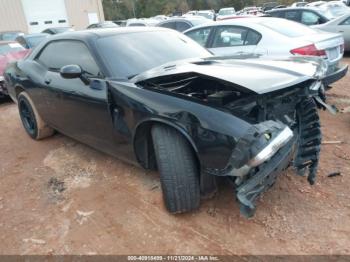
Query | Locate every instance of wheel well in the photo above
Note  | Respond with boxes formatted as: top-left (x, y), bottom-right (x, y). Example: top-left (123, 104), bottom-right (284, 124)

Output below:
top-left (15, 85), bottom-right (25, 98)
top-left (133, 121), bottom-right (200, 171)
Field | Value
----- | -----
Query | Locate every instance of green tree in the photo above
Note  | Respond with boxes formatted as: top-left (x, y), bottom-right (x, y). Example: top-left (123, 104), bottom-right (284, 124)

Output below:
top-left (103, 0), bottom-right (300, 20)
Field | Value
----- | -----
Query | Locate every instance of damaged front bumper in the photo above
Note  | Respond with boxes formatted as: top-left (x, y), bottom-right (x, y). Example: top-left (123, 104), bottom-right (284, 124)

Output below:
top-left (230, 122), bottom-right (297, 218)
top-left (236, 139), bottom-right (295, 218)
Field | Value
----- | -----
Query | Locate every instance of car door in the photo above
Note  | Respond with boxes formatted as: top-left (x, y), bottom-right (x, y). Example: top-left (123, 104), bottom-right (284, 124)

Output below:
top-left (184, 27), bottom-right (213, 47)
top-left (208, 25), bottom-right (262, 56)
top-left (35, 40), bottom-right (117, 151)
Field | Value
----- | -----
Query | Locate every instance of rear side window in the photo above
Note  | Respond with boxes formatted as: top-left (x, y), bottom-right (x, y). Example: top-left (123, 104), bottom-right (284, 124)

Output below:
top-left (285, 10), bottom-right (300, 21)
top-left (176, 22), bottom-right (191, 32)
top-left (212, 26), bottom-right (261, 48)
top-left (36, 41), bottom-right (100, 76)
top-left (245, 30), bottom-right (261, 45)
top-left (301, 11), bottom-right (322, 25)
top-left (158, 21), bottom-right (176, 30)
top-left (340, 17), bottom-right (350, 25)
top-left (185, 27), bottom-right (211, 47)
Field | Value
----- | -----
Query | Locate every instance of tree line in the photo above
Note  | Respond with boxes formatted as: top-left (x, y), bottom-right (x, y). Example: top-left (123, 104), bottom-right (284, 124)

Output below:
top-left (102, 0), bottom-right (297, 20)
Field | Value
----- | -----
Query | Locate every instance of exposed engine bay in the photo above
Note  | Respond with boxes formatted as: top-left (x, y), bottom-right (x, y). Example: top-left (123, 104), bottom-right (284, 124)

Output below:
top-left (138, 73), bottom-right (250, 106)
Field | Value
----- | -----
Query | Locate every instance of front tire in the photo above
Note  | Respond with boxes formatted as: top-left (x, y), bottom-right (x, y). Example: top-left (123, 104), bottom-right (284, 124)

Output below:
top-left (151, 124), bottom-right (200, 214)
top-left (18, 91), bottom-right (54, 140)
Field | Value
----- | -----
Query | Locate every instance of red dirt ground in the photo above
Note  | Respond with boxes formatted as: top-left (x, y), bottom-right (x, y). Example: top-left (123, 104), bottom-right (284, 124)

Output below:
top-left (0, 58), bottom-right (349, 255)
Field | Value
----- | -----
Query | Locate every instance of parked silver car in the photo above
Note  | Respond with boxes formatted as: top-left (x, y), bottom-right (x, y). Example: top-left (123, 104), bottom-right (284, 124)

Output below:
top-left (184, 17), bottom-right (344, 72)
top-left (313, 12), bottom-right (350, 50)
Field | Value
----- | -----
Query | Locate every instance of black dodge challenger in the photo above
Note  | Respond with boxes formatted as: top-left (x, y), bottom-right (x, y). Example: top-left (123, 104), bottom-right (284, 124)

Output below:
top-left (4, 27), bottom-right (347, 217)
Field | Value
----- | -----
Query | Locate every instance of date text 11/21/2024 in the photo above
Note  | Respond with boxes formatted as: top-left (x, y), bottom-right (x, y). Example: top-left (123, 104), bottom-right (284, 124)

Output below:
top-left (127, 256), bottom-right (220, 261)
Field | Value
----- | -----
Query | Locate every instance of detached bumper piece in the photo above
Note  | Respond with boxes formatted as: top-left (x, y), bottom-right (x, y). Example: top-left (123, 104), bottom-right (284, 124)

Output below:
top-left (236, 140), bottom-right (294, 218)
top-left (293, 99), bottom-right (322, 185)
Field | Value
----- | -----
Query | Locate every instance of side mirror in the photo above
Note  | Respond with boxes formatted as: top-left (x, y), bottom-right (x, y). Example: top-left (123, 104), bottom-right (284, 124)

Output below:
top-left (60, 64), bottom-right (82, 79)
top-left (60, 64), bottom-right (90, 85)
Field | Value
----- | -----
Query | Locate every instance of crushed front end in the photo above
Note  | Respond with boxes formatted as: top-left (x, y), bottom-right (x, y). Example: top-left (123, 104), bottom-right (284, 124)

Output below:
top-left (135, 57), bottom-right (347, 217)
top-left (222, 80), bottom-right (326, 217)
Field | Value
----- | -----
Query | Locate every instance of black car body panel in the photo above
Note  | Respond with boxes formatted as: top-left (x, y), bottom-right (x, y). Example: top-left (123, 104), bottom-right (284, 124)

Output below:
top-left (4, 28), bottom-right (347, 216)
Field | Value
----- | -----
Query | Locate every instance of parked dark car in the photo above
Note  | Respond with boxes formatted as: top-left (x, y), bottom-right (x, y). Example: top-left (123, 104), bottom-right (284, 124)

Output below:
top-left (267, 7), bottom-right (329, 25)
top-left (0, 31), bottom-right (24, 41)
top-left (87, 21), bottom-right (119, 29)
top-left (4, 28), bottom-right (347, 217)
top-left (157, 17), bottom-right (209, 32)
top-left (42, 27), bottom-right (74, 35)
top-left (15, 33), bottom-right (49, 49)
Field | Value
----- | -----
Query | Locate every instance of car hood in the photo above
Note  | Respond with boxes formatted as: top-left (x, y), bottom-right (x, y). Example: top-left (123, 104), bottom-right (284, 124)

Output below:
top-left (132, 56), bottom-right (325, 94)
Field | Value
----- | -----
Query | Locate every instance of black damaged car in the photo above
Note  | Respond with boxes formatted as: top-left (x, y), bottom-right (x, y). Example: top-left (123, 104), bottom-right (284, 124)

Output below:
top-left (4, 28), bottom-right (347, 217)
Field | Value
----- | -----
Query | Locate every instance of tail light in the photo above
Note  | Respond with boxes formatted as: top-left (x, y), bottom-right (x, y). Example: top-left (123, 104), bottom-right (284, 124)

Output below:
top-left (290, 44), bottom-right (326, 58)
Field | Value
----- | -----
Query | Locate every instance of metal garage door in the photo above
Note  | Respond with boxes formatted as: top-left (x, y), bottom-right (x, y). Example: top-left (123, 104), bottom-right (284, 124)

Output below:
top-left (21, 0), bottom-right (69, 33)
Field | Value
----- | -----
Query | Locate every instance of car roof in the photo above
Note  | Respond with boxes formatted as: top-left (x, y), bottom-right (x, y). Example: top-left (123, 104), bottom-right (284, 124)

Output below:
top-left (183, 17), bottom-right (301, 33)
top-left (43, 27), bottom-right (171, 41)
top-left (159, 17), bottom-right (207, 23)
top-left (190, 17), bottom-right (288, 27)
top-left (267, 7), bottom-right (321, 12)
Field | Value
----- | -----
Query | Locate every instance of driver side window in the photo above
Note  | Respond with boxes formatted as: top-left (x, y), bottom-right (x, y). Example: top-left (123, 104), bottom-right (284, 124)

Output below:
top-left (36, 40), bottom-right (101, 76)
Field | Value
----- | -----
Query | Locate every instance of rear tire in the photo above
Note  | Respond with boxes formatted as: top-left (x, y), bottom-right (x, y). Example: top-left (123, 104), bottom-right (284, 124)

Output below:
top-left (151, 124), bottom-right (200, 213)
top-left (18, 91), bottom-right (54, 140)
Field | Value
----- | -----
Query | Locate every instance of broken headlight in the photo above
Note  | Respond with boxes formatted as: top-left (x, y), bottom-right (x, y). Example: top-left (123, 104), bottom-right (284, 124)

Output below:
top-left (248, 126), bottom-right (294, 167)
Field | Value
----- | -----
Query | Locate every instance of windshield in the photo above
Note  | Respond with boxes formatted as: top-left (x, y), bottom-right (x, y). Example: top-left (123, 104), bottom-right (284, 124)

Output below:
top-left (219, 9), bottom-right (236, 16)
top-left (261, 19), bottom-right (319, 37)
top-left (97, 31), bottom-right (211, 78)
top-left (0, 43), bottom-right (24, 55)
